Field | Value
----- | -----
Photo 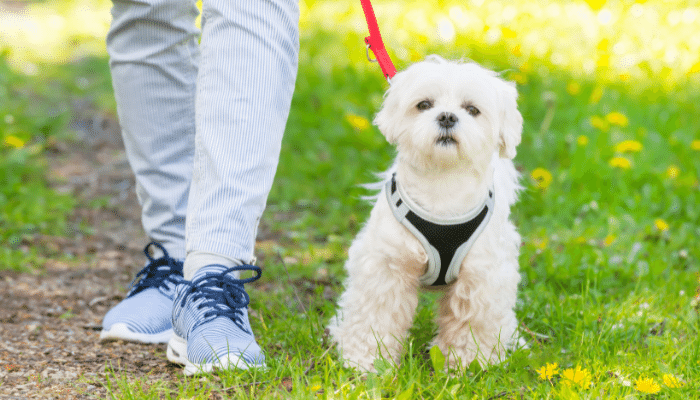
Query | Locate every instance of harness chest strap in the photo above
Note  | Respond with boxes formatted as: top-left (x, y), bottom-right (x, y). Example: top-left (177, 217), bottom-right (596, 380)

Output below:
top-left (385, 173), bottom-right (494, 286)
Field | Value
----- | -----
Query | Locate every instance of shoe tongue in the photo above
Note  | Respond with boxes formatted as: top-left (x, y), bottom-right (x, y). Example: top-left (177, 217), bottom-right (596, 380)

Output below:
top-left (146, 257), bottom-right (184, 275)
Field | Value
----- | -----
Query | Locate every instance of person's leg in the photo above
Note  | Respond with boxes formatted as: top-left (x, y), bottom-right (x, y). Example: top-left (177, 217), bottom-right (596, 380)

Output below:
top-left (109, 0), bottom-right (200, 258)
top-left (100, 0), bottom-right (200, 343)
top-left (183, 0), bottom-right (299, 275)
top-left (167, 0), bottom-right (299, 374)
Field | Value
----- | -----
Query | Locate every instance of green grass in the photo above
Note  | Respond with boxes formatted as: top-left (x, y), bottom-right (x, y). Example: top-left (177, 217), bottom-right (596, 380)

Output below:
top-left (2, 0), bottom-right (700, 398)
top-left (0, 51), bottom-right (77, 271)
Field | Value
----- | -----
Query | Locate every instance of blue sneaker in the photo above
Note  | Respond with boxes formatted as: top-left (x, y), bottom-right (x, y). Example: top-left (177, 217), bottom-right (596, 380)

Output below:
top-left (167, 264), bottom-right (265, 375)
top-left (100, 242), bottom-right (184, 343)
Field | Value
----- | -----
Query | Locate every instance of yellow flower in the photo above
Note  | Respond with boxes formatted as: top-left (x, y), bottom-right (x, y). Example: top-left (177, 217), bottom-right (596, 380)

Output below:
top-left (577, 135), bottom-right (589, 146)
top-left (604, 234), bottom-right (616, 247)
top-left (691, 140), bottom-right (700, 151)
top-left (510, 45), bottom-right (522, 57)
top-left (510, 72), bottom-right (527, 85)
top-left (666, 165), bottom-right (680, 179)
top-left (589, 86), bottom-right (604, 104)
top-left (654, 218), bottom-right (669, 232)
top-left (609, 157), bottom-right (631, 169)
top-left (567, 82), bottom-right (581, 95)
top-left (662, 374), bottom-right (683, 388)
top-left (589, 116), bottom-right (609, 132)
top-left (502, 27), bottom-right (517, 39)
top-left (606, 112), bottom-right (629, 127)
top-left (531, 168), bottom-right (553, 190)
top-left (689, 61), bottom-right (700, 75)
top-left (309, 382), bottom-right (323, 392)
top-left (520, 62), bottom-right (532, 74)
top-left (634, 377), bottom-right (661, 394)
top-left (537, 363), bottom-right (559, 380)
top-left (4, 135), bottom-right (25, 148)
top-left (614, 140), bottom-right (642, 153)
top-left (409, 49), bottom-right (422, 62)
top-left (584, 0), bottom-right (607, 11)
top-left (534, 237), bottom-right (548, 251)
top-left (346, 114), bottom-right (370, 131)
top-left (561, 366), bottom-right (592, 388)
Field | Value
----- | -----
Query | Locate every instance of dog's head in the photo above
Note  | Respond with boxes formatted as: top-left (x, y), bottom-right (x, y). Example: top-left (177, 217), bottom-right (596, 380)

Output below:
top-left (374, 56), bottom-right (523, 172)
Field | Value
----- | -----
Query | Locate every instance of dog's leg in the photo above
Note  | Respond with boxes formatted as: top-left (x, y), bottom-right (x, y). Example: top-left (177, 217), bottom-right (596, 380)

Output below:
top-left (329, 253), bottom-right (420, 372)
top-left (432, 259), bottom-right (519, 370)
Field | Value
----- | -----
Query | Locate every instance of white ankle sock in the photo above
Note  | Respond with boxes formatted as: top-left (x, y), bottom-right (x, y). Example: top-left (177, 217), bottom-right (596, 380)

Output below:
top-left (183, 251), bottom-right (245, 280)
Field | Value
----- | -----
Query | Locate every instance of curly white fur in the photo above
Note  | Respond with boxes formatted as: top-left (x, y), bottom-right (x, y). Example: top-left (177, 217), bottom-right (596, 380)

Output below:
top-left (328, 56), bottom-right (524, 371)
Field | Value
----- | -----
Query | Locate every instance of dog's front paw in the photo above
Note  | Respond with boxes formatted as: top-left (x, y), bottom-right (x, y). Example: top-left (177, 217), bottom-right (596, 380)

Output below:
top-left (329, 319), bottom-right (398, 373)
top-left (340, 351), bottom-right (380, 373)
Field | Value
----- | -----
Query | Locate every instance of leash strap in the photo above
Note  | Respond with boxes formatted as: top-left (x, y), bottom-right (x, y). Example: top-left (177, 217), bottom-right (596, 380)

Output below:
top-left (360, 0), bottom-right (396, 81)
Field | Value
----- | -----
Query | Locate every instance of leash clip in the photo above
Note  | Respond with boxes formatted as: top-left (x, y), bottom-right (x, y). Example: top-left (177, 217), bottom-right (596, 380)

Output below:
top-left (361, 0), bottom-right (396, 82)
top-left (366, 44), bottom-right (377, 63)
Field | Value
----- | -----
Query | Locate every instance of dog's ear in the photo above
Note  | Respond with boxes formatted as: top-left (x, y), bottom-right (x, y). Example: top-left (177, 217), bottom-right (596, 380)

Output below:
top-left (373, 81), bottom-right (403, 144)
top-left (497, 80), bottom-right (523, 159)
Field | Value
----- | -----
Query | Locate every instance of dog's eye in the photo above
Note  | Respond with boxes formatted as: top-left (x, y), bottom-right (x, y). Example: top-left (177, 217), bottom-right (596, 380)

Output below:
top-left (463, 104), bottom-right (480, 117)
top-left (416, 100), bottom-right (434, 111)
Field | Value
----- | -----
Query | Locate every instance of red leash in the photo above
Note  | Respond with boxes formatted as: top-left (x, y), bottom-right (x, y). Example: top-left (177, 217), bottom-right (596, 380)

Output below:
top-left (360, 0), bottom-right (396, 81)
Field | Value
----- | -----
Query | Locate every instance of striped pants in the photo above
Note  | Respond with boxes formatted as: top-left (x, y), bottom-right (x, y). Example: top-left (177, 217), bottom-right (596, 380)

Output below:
top-left (107, 0), bottom-right (299, 277)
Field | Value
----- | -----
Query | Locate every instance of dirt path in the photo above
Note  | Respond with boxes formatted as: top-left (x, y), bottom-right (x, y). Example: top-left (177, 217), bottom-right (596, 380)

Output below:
top-left (0, 117), bottom-right (182, 398)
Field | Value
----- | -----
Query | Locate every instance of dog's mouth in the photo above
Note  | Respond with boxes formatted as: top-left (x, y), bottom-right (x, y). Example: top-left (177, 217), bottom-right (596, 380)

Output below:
top-left (436, 133), bottom-right (458, 146)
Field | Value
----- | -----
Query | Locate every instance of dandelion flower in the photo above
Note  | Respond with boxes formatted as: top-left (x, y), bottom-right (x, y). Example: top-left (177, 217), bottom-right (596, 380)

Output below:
top-left (589, 86), bottom-right (604, 104)
top-left (589, 116), bottom-right (609, 132)
top-left (536, 362), bottom-right (559, 380)
top-left (510, 72), bottom-right (527, 85)
top-left (606, 112), bottom-right (629, 127)
top-left (666, 165), bottom-right (680, 179)
top-left (502, 27), bottom-right (517, 39)
top-left (567, 82), bottom-right (581, 95)
top-left (691, 140), bottom-right (700, 151)
top-left (609, 157), bottom-right (631, 169)
top-left (346, 114), bottom-right (370, 131)
top-left (634, 377), bottom-right (661, 394)
top-left (654, 219), bottom-right (669, 232)
top-left (309, 382), bottom-right (323, 392)
top-left (534, 237), bottom-right (548, 251)
top-left (614, 140), bottom-right (642, 153)
top-left (577, 135), bottom-right (589, 146)
top-left (531, 168), bottom-right (553, 190)
top-left (604, 234), bottom-right (616, 247)
top-left (584, 0), bottom-right (606, 11)
top-left (4, 135), bottom-right (25, 149)
top-left (561, 366), bottom-right (592, 388)
top-left (689, 61), bottom-right (700, 75)
top-left (662, 374), bottom-right (683, 388)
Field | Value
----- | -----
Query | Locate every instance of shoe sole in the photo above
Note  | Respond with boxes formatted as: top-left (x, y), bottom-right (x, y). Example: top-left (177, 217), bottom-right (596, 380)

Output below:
top-left (166, 333), bottom-right (262, 375)
top-left (99, 323), bottom-right (173, 344)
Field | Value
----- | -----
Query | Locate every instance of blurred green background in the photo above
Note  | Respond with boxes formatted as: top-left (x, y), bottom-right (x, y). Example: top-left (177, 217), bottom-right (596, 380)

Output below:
top-left (1, 0), bottom-right (699, 397)
top-left (3, 0), bottom-right (698, 277)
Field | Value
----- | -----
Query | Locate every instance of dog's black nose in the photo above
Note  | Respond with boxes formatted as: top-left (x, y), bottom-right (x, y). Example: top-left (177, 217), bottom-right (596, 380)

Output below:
top-left (437, 112), bottom-right (458, 129)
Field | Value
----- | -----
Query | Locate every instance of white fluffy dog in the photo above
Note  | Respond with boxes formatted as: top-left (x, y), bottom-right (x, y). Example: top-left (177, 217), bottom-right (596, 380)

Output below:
top-left (329, 56), bottom-right (523, 371)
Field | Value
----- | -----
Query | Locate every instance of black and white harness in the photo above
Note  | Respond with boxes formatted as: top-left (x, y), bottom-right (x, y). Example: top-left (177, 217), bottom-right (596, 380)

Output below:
top-left (385, 173), bottom-right (494, 287)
